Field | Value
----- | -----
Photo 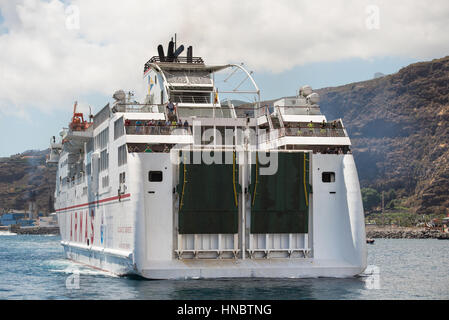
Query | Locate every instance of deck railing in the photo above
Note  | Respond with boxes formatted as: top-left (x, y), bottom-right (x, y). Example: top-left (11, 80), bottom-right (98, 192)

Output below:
top-left (113, 103), bottom-right (166, 113)
top-left (276, 105), bottom-right (322, 116)
top-left (125, 125), bottom-right (191, 136)
top-left (173, 95), bottom-right (211, 104)
top-left (282, 126), bottom-right (346, 138)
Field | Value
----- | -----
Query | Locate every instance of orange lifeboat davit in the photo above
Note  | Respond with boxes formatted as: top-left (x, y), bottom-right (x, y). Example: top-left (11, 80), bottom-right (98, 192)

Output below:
top-left (69, 101), bottom-right (92, 131)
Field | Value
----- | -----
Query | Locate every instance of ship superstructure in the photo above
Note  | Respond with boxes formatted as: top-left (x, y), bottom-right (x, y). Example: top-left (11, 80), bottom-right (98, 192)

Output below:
top-left (50, 38), bottom-right (367, 279)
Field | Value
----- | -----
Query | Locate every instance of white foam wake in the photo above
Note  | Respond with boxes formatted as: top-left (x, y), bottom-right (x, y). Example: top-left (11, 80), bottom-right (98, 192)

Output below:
top-left (0, 231), bottom-right (17, 236)
top-left (48, 259), bottom-right (118, 278)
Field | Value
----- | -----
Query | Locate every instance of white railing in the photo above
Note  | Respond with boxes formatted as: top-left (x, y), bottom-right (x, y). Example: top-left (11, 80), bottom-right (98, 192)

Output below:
top-left (125, 125), bottom-right (191, 135)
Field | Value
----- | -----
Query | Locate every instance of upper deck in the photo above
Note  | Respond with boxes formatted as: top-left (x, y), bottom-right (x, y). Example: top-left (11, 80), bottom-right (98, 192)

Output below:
top-left (108, 99), bottom-right (351, 152)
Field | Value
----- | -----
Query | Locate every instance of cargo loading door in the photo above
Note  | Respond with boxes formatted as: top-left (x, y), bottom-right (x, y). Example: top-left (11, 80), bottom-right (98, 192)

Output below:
top-left (248, 151), bottom-right (311, 258)
top-left (176, 151), bottom-right (240, 259)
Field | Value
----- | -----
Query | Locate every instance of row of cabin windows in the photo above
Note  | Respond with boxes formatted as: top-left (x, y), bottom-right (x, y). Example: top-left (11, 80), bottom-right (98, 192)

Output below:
top-left (78, 145), bottom-right (124, 177)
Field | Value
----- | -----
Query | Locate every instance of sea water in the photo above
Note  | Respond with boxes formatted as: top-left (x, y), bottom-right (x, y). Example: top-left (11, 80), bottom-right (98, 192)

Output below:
top-left (0, 233), bottom-right (448, 299)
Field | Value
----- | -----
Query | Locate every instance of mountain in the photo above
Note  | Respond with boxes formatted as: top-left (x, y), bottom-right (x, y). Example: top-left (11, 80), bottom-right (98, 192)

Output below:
top-left (0, 150), bottom-right (56, 213)
top-left (316, 56), bottom-right (449, 214)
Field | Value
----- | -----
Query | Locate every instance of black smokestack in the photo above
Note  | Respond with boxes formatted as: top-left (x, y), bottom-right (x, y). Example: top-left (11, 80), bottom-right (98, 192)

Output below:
top-left (167, 40), bottom-right (174, 62)
top-left (173, 45), bottom-right (184, 60)
top-left (157, 44), bottom-right (165, 62)
top-left (187, 46), bottom-right (193, 63)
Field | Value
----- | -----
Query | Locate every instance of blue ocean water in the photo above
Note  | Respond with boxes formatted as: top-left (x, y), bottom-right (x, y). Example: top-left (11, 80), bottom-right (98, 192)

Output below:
top-left (0, 232), bottom-right (448, 300)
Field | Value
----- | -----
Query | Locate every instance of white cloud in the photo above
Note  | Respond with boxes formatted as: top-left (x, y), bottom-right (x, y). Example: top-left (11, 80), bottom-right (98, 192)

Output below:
top-left (1, 0), bottom-right (449, 115)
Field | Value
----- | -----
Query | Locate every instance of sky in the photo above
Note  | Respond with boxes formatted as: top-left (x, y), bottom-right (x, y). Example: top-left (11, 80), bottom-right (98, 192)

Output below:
top-left (0, 0), bottom-right (448, 157)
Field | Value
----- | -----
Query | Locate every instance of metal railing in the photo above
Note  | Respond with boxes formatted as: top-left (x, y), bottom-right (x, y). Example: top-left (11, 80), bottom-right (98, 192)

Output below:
top-left (173, 95), bottom-right (211, 104)
top-left (275, 105), bottom-right (322, 116)
top-left (112, 100), bottom-right (270, 120)
top-left (282, 127), bottom-right (346, 137)
top-left (146, 56), bottom-right (205, 64)
top-left (113, 103), bottom-right (166, 113)
top-left (125, 125), bottom-right (191, 136)
top-left (176, 105), bottom-right (267, 119)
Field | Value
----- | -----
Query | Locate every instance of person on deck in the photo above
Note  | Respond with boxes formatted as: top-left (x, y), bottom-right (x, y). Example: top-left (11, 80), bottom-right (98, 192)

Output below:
top-left (320, 120), bottom-right (326, 128)
top-left (307, 121), bottom-right (314, 135)
top-left (124, 119), bottom-right (131, 133)
top-left (144, 145), bottom-right (153, 153)
top-left (146, 120), bottom-right (154, 134)
top-left (320, 120), bottom-right (327, 135)
top-left (135, 120), bottom-right (142, 134)
top-left (167, 99), bottom-right (175, 115)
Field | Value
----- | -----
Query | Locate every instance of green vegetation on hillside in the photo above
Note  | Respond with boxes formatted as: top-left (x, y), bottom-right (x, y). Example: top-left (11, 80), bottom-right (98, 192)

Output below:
top-left (365, 211), bottom-right (447, 227)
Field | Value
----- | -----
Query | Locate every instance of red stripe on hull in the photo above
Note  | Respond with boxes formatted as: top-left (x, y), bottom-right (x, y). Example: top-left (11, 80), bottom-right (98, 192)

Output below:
top-left (56, 193), bottom-right (131, 212)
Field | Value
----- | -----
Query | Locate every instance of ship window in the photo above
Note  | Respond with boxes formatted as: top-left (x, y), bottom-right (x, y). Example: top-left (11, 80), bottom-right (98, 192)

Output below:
top-left (102, 175), bottom-right (109, 188)
top-left (99, 150), bottom-right (109, 172)
top-left (114, 117), bottom-right (124, 140)
top-left (95, 127), bottom-right (109, 150)
top-left (322, 172), bottom-right (335, 183)
top-left (148, 171), bottom-right (163, 182)
top-left (86, 140), bottom-right (93, 153)
top-left (118, 144), bottom-right (127, 166)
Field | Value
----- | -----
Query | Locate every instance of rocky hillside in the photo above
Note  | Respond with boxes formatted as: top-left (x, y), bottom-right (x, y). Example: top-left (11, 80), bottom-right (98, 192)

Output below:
top-left (317, 56), bottom-right (449, 214)
top-left (0, 150), bottom-right (56, 213)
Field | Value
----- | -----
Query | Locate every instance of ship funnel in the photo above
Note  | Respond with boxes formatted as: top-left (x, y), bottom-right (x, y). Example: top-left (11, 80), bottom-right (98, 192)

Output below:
top-left (167, 40), bottom-right (174, 62)
top-left (173, 45), bottom-right (184, 59)
top-left (187, 46), bottom-right (193, 63)
top-left (157, 44), bottom-right (165, 62)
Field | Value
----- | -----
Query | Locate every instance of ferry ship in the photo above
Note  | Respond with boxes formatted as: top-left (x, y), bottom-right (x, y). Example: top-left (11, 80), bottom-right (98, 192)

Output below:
top-left (49, 38), bottom-right (367, 279)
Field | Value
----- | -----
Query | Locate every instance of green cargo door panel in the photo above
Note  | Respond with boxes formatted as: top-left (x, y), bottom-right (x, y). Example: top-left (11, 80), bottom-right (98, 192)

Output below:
top-left (250, 152), bottom-right (309, 234)
top-left (178, 151), bottom-right (239, 234)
